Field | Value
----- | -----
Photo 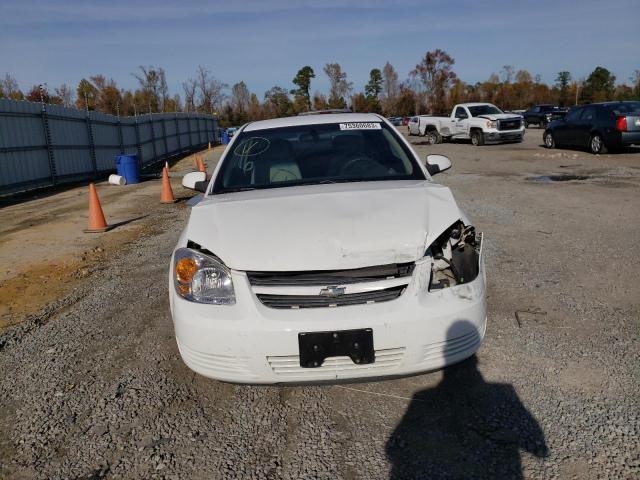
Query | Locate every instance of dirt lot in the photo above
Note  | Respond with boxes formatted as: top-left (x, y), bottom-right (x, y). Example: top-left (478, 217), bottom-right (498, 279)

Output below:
top-left (0, 129), bottom-right (638, 479)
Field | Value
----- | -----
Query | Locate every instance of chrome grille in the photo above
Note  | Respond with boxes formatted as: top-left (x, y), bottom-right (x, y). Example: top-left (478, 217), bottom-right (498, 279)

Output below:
top-left (256, 285), bottom-right (406, 309)
top-left (498, 118), bottom-right (522, 131)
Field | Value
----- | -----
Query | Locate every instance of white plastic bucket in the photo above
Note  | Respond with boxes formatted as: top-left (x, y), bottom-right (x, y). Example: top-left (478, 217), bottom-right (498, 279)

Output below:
top-left (108, 174), bottom-right (127, 186)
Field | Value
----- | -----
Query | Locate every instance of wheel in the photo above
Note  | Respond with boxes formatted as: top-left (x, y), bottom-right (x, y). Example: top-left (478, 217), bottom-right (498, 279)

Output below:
top-left (471, 130), bottom-right (484, 146)
top-left (589, 133), bottom-right (607, 154)
top-left (544, 131), bottom-right (555, 149)
top-left (425, 130), bottom-right (441, 145)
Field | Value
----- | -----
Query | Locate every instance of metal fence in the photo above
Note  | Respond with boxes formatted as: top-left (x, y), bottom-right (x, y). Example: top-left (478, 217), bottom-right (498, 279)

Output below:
top-left (0, 98), bottom-right (219, 196)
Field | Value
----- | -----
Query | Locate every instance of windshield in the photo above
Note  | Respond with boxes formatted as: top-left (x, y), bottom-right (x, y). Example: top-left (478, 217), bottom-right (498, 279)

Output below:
top-left (468, 105), bottom-right (503, 117)
top-left (609, 102), bottom-right (640, 115)
top-left (212, 122), bottom-right (425, 194)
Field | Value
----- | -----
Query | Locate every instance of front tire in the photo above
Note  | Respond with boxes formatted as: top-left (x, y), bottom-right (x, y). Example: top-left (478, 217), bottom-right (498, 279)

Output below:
top-left (471, 130), bottom-right (484, 146)
top-left (544, 131), bottom-right (555, 149)
top-left (589, 133), bottom-right (607, 154)
top-left (425, 130), bottom-right (441, 145)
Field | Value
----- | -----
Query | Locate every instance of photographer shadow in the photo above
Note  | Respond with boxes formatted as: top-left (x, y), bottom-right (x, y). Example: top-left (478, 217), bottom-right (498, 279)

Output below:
top-left (386, 321), bottom-right (548, 479)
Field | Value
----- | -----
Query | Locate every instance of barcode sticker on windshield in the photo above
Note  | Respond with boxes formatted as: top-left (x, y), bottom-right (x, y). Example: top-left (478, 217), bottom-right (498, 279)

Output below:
top-left (339, 122), bottom-right (381, 130)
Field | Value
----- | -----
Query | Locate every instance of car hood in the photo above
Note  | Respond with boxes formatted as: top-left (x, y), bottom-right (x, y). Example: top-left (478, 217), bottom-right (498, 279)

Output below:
top-left (476, 113), bottom-right (522, 121)
top-left (186, 181), bottom-right (463, 271)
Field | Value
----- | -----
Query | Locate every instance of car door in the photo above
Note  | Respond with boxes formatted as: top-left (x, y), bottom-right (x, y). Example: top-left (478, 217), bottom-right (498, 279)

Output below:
top-left (555, 107), bottom-right (582, 145)
top-left (451, 106), bottom-right (469, 137)
top-left (529, 106), bottom-right (540, 123)
top-left (574, 106), bottom-right (597, 147)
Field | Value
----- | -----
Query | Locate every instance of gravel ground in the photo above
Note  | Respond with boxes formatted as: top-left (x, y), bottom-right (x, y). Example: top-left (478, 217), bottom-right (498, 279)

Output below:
top-left (1, 129), bottom-right (639, 479)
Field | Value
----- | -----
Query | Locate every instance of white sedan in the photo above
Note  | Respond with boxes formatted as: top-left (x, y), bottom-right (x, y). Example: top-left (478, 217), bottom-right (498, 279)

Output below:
top-left (171, 113), bottom-right (486, 384)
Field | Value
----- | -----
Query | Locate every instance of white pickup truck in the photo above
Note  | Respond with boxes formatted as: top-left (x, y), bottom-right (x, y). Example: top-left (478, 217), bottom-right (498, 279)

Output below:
top-left (408, 103), bottom-right (524, 146)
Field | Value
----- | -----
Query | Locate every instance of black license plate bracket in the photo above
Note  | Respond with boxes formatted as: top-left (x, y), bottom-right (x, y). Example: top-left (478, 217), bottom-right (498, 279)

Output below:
top-left (298, 329), bottom-right (374, 368)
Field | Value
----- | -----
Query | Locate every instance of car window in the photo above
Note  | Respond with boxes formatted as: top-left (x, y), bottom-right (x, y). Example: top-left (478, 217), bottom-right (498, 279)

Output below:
top-left (213, 122), bottom-right (426, 193)
top-left (608, 102), bottom-right (640, 115)
top-left (454, 107), bottom-right (467, 118)
top-left (468, 105), bottom-right (503, 116)
top-left (411, 117), bottom-right (418, 122)
top-left (532, 106), bottom-right (540, 113)
top-left (565, 108), bottom-right (583, 122)
top-left (581, 107), bottom-right (596, 121)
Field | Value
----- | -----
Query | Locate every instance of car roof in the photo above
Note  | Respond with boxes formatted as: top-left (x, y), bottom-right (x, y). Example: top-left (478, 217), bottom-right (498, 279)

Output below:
top-left (460, 102), bottom-right (496, 107)
top-left (243, 113), bottom-right (384, 131)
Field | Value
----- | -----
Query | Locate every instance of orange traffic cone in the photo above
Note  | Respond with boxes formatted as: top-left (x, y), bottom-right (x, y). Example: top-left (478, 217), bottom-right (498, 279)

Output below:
top-left (84, 183), bottom-right (112, 233)
top-left (160, 167), bottom-right (176, 203)
top-left (198, 157), bottom-right (206, 173)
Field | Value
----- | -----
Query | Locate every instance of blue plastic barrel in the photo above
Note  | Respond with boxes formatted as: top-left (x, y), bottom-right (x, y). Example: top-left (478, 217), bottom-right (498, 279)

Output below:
top-left (115, 154), bottom-right (141, 184)
top-left (221, 131), bottom-right (229, 145)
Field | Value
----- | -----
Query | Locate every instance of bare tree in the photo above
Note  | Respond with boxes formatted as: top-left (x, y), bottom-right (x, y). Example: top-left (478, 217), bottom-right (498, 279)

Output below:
top-left (323, 63), bottom-right (353, 108)
top-left (195, 66), bottom-right (227, 114)
top-left (182, 78), bottom-right (197, 112)
top-left (133, 65), bottom-right (167, 112)
top-left (382, 62), bottom-right (399, 98)
top-left (54, 83), bottom-right (74, 107)
top-left (411, 49), bottom-right (457, 114)
top-left (501, 65), bottom-right (515, 83)
top-left (231, 81), bottom-right (250, 114)
top-left (1, 73), bottom-right (23, 100)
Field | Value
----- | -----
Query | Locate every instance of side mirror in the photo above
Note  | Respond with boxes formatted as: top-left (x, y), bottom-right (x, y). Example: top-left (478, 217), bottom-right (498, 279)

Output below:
top-left (425, 154), bottom-right (451, 176)
top-left (182, 171), bottom-right (208, 193)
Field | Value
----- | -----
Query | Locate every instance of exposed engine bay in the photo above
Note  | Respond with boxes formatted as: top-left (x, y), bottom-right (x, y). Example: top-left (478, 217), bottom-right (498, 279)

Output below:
top-left (427, 221), bottom-right (482, 291)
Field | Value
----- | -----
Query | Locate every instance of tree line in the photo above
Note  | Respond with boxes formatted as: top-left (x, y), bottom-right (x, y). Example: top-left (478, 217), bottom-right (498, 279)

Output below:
top-left (1, 51), bottom-right (638, 127)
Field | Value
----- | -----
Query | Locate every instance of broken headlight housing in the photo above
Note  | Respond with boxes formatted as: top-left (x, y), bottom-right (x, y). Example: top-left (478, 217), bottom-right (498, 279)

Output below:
top-left (173, 247), bottom-right (235, 305)
top-left (427, 221), bottom-right (481, 291)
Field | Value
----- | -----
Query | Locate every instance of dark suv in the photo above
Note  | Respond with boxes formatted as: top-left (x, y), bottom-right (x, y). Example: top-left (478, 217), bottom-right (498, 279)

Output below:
top-left (543, 101), bottom-right (640, 154)
top-left (522, 104), bottom-right (568, 128)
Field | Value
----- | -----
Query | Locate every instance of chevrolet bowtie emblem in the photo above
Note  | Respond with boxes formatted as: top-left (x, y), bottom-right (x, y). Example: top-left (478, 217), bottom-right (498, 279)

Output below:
top-left (319, 286), bottom-right (346, 298)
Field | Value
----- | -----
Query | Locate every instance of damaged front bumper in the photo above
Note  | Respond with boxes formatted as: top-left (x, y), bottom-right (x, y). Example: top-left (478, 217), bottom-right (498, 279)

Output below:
top-left (169, 238), bottom-right (487, 384)
top-left (483, 129), bottom-right (524, 144)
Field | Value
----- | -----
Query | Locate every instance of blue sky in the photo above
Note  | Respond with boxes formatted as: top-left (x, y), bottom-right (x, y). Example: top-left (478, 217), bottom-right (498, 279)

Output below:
top-left (1, 0), bottom-right (638, 99)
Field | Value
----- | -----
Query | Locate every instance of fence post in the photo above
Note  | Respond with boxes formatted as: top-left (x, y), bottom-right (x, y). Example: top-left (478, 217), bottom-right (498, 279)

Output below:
top-left (175, 114), bottom-right (181, 152)
top-left (187, 114), bottom-right (193, 147)
top-left (40, 103), bottom-right (57, 185)
top-left (161, 117), bottom-right (169, 159)
top-left (117, 105), bottom-right (124, 154)
top-left (85, 110), bottom-right (98, 176)
top-left (150, 114), bottom-right (158, 163)
top-left (134, 114), bottom-right (143, 169)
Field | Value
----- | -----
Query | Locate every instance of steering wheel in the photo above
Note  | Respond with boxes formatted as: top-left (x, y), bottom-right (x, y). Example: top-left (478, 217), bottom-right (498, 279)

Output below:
top-left (338, 156), bottom-right (373, 176)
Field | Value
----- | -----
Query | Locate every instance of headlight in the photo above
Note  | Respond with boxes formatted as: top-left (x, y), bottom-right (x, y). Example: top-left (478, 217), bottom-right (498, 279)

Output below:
top-left (173, 248), bottom-right (235, 305)
top-left (485, 120), bottom-right (497, 129)
top-left (521, 118), bottom-right (526, 127)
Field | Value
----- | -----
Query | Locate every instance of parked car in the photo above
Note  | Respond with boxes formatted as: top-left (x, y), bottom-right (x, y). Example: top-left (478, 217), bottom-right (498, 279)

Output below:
top-left (402, 117), bottom-right (410, 126)
top-left (226, 127), bottom-right (238, 137)
top-left (389, 116), bottom-right (403, 126)
top-left (544, 101), bottom-right (640, 154)
top-left (174, 113), bottom-right (486, 384)
top-left (522, 104), bottom-right (568, 128)
top-left (411, 103), bottom-right (525, 145)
